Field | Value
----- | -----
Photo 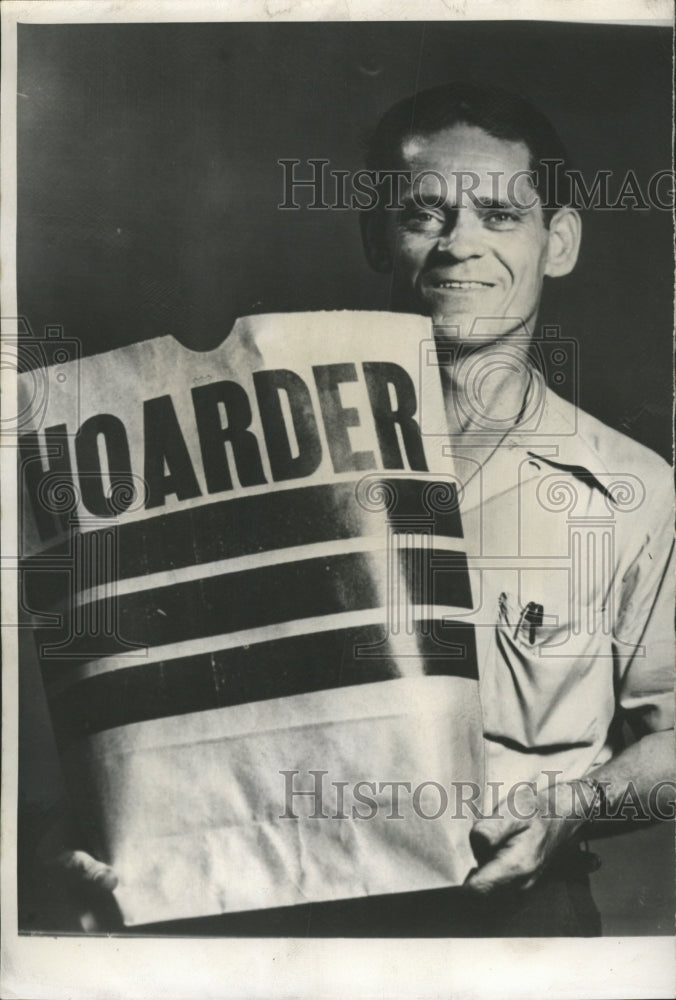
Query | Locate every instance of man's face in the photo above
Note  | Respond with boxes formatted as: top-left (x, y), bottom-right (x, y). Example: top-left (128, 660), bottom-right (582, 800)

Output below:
top-left (382, 124), bottom-right (552, 342)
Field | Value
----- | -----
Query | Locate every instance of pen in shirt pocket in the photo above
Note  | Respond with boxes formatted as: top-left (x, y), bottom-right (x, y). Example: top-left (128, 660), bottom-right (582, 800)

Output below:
top-left (514, 601), bottom-right (544, 645)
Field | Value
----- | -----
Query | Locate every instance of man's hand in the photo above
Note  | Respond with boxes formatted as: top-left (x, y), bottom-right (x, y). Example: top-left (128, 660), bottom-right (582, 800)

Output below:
top-left (35, 804), bottom-right (122, 932)
top-left (50, 848), bottom-right (118, 892)
top-left (464, 780), bottom-right (589, 895)
top-left (465, 729), bottom-right (675, 894)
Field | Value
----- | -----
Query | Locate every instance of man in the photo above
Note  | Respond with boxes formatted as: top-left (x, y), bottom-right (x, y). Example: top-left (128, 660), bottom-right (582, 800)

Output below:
top-left (42, 82), bottom-right (674, 936)
top-left (359, 80), bottom-right (675, 921)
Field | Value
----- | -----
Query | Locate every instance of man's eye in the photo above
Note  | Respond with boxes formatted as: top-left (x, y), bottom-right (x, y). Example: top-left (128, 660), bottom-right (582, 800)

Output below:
top-left (401, 209), bottom-right (443, 231)
top-left (484, 211), bottom-right (519, 228)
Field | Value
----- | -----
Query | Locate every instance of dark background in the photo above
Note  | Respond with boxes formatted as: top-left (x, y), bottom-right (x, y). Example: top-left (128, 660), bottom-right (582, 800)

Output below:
top-left (17, 20), bottom-right (673, 457)
top-left (16, 20), bottom-right (674, 935)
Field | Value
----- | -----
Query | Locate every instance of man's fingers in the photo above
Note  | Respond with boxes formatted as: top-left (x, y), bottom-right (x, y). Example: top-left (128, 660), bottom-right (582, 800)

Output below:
top-left (469, 817), bottom-right (521, 865)
top-left (54, 850), bottom-right (118, 891)
top-left (468, 828), bottom-right (494, 867)
top-left (35, 804), bottom-right (118, 892)
top-left (464, 833), bottom-right (538, 895)
top-left (464, 854), bottom-right (530, 895)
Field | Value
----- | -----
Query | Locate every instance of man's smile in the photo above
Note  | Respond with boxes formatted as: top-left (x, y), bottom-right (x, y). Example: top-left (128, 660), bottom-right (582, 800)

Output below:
top-left (428, 278), bottom-right (496, 289)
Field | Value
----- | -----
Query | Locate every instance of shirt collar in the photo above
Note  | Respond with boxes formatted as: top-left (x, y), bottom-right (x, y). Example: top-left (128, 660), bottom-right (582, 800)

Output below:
top-left (501, 370), bottom-right (616, 503)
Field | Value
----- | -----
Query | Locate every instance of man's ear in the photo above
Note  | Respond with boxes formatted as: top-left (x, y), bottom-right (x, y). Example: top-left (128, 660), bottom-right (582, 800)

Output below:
top-left (544, 207), bottom-right (582, 277)
top-left (360, 210), bottom-right (393, 273)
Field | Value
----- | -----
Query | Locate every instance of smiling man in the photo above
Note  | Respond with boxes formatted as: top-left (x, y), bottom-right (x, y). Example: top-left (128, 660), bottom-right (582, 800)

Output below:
top-left (357, 82), bottom-right (675, 933)
top-left (367, 128), bottom-right (575, 335)
top-left (41, 82), bottom-right (674, 939)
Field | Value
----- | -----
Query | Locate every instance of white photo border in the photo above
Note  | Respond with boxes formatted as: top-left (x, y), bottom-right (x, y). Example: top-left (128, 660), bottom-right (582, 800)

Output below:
top-left (1, 2), bottom-right (674, 998)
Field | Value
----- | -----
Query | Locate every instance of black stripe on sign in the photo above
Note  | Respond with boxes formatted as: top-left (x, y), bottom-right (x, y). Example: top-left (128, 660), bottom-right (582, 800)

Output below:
top-left (37, 548), bottom-right (472, 663)
top-left (23, 478), bottom-right (463, 603)
top-left (49, 620), bottom-right (478, 739)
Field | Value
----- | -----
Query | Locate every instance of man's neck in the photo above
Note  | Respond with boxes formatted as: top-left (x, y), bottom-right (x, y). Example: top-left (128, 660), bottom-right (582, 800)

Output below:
top-left (435, 329), bottom-right (533, 440)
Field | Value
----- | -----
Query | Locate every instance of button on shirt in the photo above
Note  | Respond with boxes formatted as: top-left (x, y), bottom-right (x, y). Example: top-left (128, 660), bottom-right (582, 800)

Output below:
top-left (448, 372), bottom-right (674, 796)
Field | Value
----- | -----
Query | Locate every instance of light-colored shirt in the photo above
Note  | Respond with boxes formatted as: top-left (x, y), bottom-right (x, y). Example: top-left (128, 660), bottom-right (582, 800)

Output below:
top-left (450, 371), bottom-right (674, 796)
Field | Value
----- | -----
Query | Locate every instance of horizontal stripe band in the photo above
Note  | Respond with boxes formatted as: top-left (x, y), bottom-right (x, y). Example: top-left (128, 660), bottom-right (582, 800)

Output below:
top-left (36, 547), bottom-right (473, 662)
top-left (73, 533), bottom-right (467, 606)
top-left (41, 605), bottom-right (476, 693)
top-left (49, 620), bottom-right (478, 740)
top-left (22, 477), bottom-right (463, 607)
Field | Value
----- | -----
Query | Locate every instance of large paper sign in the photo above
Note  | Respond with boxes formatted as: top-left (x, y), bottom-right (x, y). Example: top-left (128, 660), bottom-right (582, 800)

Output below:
top-left (19, 311), bottom-right (484, 926)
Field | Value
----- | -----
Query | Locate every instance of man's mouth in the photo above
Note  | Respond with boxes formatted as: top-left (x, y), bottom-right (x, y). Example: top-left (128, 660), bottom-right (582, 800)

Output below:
top-left (430, 280), bottom-right (495, 289)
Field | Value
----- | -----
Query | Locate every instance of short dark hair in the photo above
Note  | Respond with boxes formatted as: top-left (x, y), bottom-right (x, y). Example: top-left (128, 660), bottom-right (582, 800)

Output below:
top-left (364, 81), bottom-right (572, 222)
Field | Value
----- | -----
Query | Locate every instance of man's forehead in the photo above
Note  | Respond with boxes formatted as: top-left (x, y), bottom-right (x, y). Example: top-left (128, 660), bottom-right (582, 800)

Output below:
top-left (400, 124), bottom-right (533, 181)
top-left (395, 124), bottom-right (540, 210)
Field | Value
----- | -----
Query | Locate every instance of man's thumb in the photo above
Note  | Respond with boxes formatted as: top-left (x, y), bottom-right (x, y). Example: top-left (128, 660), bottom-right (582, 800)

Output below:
top-left (469, 818), bottom-right (507, 864)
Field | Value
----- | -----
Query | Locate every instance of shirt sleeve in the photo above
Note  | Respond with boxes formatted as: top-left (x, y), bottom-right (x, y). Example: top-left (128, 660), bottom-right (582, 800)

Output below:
top-left (613, 469), bottom-right (675, 737)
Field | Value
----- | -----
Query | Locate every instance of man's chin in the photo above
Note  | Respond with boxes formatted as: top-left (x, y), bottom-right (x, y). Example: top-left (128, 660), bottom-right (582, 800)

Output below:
top-left (411, 294), bottom-right (485, 340)
top-left (428, 310), bottom-right (485, 342)
top-left (427, 310), bottom-right (529, 346)
top-left (395, 297), bottom-right (522, 344)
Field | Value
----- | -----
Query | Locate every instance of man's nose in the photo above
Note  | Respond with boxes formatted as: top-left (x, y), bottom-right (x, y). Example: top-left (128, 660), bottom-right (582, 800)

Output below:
top-left (434, 211), bottom-right (483, 259)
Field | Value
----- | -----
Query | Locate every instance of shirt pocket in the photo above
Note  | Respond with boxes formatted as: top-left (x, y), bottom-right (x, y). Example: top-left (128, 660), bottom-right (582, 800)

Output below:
top-left (486, 589), bottom-right (607, 749)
